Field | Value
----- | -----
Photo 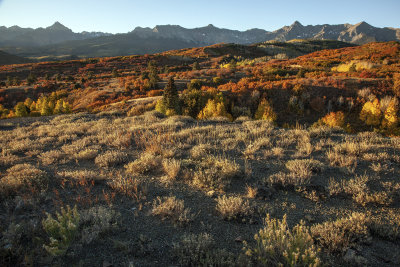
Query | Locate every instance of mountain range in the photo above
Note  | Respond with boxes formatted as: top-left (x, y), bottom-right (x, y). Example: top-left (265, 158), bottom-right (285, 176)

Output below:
top-left (0, 21), bottom-right (399, 59)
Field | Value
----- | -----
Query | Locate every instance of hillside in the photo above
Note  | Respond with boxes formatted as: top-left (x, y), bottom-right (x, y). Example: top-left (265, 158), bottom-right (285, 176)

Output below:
top-left (0, 21), bottom-right (398, 59)
top-left (0, 50), bottom-right (32, 65)
top-left (0, 38), bottom-right (400, 266)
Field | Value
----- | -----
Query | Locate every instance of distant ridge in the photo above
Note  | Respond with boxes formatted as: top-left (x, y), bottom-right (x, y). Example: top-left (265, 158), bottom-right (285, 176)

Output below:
top-left (0, 21), bottom-right (399, 59)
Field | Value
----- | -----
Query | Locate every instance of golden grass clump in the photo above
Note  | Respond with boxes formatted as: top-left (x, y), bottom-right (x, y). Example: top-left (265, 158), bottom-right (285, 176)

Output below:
top-left (162, 158), bottom-right (181, 181)
top-left (216, 195), bottom-right (251, 221)
top-left (1, 164), bottom-right (48, 195)
top-left (38, 149), bottom-right (66, 165)
top-left (193, 155), bottom-right (240, 190)
top-left (151, 196), bottom-right (193, 224)
top-left (95, 150), bottom-right (129, 168)
top-left (311, 212), bottom-right (370, 253)
top-left (173, 233), bottom-right (234, 266)
top-left (328, 175), bottom-right (392, 206)
top-left (244, 214), bottom-right (321, 266)
top-left (125, 152), bottom-right (162, 175)
top-left (285, 159), bottom-right (323, 179)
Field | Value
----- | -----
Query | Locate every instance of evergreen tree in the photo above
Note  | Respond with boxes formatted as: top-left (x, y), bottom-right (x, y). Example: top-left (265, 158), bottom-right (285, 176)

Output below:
top-left (163, 77), bottom-right (180, 114)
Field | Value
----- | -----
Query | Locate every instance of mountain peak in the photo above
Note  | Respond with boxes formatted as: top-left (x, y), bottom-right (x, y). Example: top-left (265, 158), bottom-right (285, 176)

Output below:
top-left (291, 21), bottom-right (303, 27)
top-left (354, 21), bottom-right (372, 28)
top-left (206, 24), bottom-right (216, 28)
top-left (47, 21), bottom-right (70, 31)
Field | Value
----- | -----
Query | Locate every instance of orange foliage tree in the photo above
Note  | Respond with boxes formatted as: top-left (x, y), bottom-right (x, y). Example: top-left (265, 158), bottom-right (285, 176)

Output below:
top-left (321, 111), bottom-right (346, 128)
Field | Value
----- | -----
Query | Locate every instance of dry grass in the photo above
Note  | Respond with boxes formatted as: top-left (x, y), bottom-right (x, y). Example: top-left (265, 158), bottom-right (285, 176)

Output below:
top-left (38, 150), bottom-right (66, 165)
top-left (125, 152), bottom-right (162, 175)
top-left (162, 159), bottom-right (181, 181)
top-left (0, 164), bottom-right (48, 195)
top-left (311, 212), bottom-right (370, 253)
top-left (328, 175), bottom-right (393, 206)
top-left (0, 111), bottom-right (399, 266)
top-left (95, 150), bottom-right (129, 168)
top-left (151, 196), bottom-right (193, 225)
top-left (216, 195), bottom-right (251, 221)
top-left (193, 155), bottom-right (240, 190)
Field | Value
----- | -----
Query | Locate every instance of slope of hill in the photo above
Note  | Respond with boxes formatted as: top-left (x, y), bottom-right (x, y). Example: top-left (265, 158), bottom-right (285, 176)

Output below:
top-left (0, 50), bottom-right (32, 65)
top-left (1, 40), bottom-right (400, 262)
top-left (0, 21), bottom-right (398, 59)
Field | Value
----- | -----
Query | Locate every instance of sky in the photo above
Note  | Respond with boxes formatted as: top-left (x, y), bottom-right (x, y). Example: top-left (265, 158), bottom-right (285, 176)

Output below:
top-left (0, 0), bottom-right (399, 33)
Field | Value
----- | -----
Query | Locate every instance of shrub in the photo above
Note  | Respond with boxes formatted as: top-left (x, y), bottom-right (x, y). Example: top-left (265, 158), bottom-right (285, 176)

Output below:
top-left (285, 159), bottom-right (323, 180)
top-left (57, 170), bottom-right (102, 182)
top-left (125, 152), bottom-right (161, 175)
top-left (108, 175), bottom-right (147, 201)
top-left (190, 143), bottom-right (213, 160)
top-left (1, 164), bottom-right (48, 195)
top-left (370, 210), bottom-right (400, 241)
top-left (38, 150), bottom-right (65, 165)
top-left (193, 156), bottom-right (240, 190)
top-left (95, 150), bottom-right (128, 168)
top-left (326, 149), bottom-right (357, 169)
top-left (311, 212), bottom-right (370, 253)
top-left (162, 158), bottom-right (181, 181)
top-left (173, 233), bottom-right (234, 266)
top-left (328, 175), bottom-right (392, 206)
top-left (80, 206), bottom-right (119, 244)
top-left (216, 195), bottom-right (251, 221)
top-left (151, 196), bottom-right (193, 225)
top-left (244, 214), bottom-right (321, 266)
top-left (267, 159), bottom-right (323, 189)
top-left (75, 148), bottom-right (98, 161)
top-left (321, 111), bottom-right (346, 128)
top-left (42, 205), bottom-right (80, 256)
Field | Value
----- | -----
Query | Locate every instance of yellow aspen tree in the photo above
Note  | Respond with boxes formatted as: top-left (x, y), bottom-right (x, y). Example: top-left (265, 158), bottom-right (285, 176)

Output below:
top-left (382, 99), bottom-right (398, 129)
top-left (255, 99), bottom-right (277, 122)
top-left (360, 98), bottom-right (382, 126)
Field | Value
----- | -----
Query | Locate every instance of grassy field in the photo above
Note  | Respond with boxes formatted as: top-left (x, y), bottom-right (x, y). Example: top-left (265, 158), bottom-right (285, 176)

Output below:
top-left (0, 111), bottom-right (399, 266)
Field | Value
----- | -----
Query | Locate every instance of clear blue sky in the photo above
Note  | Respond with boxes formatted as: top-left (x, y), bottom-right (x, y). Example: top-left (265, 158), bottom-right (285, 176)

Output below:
top-left (0, 0), bottom-right (399, 33)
